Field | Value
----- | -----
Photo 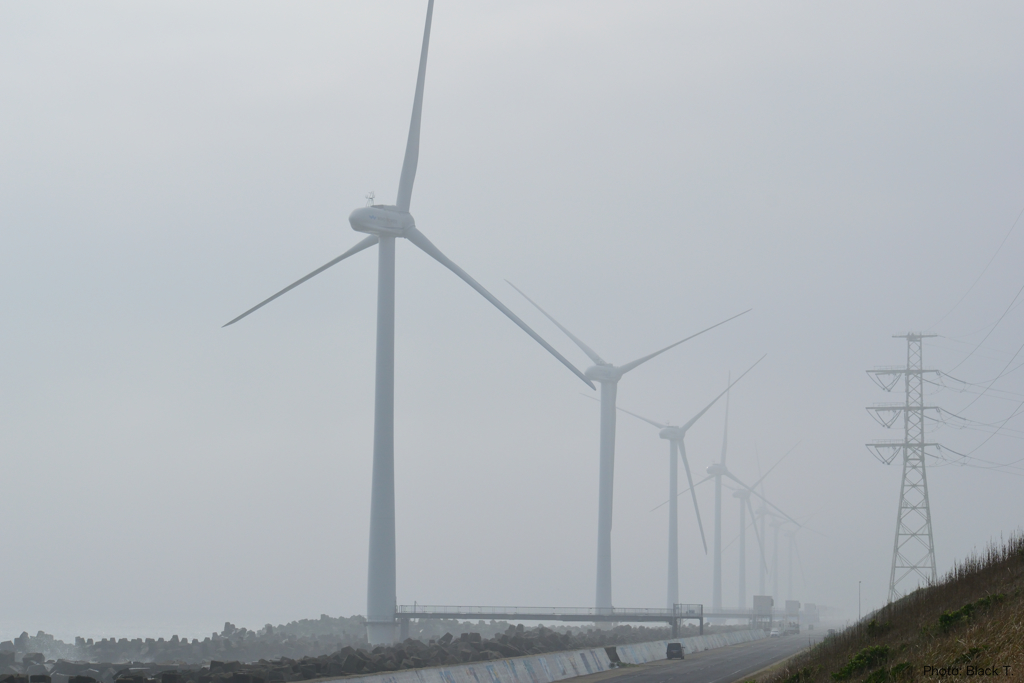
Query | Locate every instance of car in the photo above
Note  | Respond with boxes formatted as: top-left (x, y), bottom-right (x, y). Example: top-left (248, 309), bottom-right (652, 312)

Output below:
top-left (666, 642), bottom-right (685, 659)
top-left (769, 628), bottom-right (782, 638)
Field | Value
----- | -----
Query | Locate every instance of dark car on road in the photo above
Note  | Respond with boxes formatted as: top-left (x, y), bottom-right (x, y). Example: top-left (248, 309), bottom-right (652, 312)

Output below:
top-left (666, 643), bottom-right (684, 660)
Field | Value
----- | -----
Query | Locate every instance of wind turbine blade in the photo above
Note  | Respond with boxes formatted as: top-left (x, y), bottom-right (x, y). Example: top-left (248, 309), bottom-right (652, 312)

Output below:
top-left (617, 309), bottom-right (752, 375)
top-left (748, 441), bottom-right (802, 491)
top-left (679, 354), bottom-right (766, 432)
top-left (723, 471), bottom-right (799, 526)
top-left (395, 0), bottom-right (434, 212)
top-left (406, 227), bottom-right (595, 388)
top-left (720, 372), bottom-right (731, 466)
top-left (678, 441), bottom-right (708, 554)
top-left (223, 235), bottom-right (379, 327)
top-left (582, 392), bottom-right (667, 429)
top-left (746, 496), bottom-right (770, 573)
top-left (650, 474), bottom-right (712, 512)
top-left (506, 281), bottom-right (606, 365)
top-left (616, 404), bottom-right (669, 430)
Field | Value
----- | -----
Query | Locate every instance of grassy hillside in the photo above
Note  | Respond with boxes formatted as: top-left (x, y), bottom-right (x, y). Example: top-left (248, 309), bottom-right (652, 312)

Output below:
top-left (757, 531), bottom-right (1024, 683)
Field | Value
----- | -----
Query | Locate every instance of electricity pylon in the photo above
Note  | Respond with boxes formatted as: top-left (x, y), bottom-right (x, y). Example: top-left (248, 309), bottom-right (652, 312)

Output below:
top-left (866, 333), bottom-right (939, 603)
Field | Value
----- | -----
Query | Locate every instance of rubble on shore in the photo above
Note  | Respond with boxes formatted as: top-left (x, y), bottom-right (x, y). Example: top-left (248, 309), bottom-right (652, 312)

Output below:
top-left (0, 619), bottom-right (730, 683)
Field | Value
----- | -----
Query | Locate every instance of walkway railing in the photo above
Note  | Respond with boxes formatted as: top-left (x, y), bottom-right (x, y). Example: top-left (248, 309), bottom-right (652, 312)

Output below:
top-left (395, 604), bottom-right (704, 635)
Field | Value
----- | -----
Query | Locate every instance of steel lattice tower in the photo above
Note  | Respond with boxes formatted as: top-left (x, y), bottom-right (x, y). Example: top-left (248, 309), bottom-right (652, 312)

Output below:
top-left (866, 333), bottom-right (939, 603)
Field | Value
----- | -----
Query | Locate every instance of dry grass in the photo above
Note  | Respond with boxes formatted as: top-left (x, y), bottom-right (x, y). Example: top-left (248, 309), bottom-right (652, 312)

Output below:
top-left (752, 531), bottom-right (1024, 683)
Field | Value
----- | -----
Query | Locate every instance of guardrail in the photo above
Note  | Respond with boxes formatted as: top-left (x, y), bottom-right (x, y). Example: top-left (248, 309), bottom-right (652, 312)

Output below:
top-left (397, 605), bottom-right (698, 617)
top-left (395, 604), bottom-right (704, 637)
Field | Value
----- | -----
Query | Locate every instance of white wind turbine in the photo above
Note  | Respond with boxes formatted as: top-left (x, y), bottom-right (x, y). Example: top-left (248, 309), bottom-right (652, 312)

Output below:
top-left (704, 390), bottom-right (797, 615)
top-left (615, 355), bottom-right (765, 608)
top-left (721, 457), bottom-right (797, 610)
top-left (224, 1), bottom-right (594, 645)
top-left (507, 281), bottom-right (750, 611)
top-left (727, 484), bottom-right (767, 610)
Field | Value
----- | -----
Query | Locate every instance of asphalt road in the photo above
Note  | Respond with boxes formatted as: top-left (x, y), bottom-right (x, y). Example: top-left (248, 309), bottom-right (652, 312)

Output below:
top-left (571, 633), bottom-right (824, 683)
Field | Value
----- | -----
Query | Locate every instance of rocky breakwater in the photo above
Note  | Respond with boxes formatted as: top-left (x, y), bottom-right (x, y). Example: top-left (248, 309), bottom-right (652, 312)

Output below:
top-left (1, 618), bottom-right (370, 668)
top-left (0, 623), bottom-right (703, 683)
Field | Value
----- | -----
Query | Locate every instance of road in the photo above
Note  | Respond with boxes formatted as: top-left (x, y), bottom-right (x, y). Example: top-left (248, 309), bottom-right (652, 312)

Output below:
top-left (573, 633), bottom-right (824, 683)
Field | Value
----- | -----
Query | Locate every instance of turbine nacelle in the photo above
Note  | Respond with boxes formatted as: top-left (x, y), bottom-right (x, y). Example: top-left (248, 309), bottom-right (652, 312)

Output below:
top-left (659, 427), bottom-right (684, 440)
top-left (707, 463), bottom-right (728, 477)
top-left (585, 364), bottom-right (622, 383)
top-left (732, 488), bottom-right (751, 500)
top-left (350, 205), bottom-right (415, 237)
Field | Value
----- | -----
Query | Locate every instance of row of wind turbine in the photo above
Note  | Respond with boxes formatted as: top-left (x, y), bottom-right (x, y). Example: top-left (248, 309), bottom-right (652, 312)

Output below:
top-left (225, 0), bottom-right (766, 641)
top-left (508, 282), bottom-right (750, 611)
top-left (615, 355), bottom-right (766, 608)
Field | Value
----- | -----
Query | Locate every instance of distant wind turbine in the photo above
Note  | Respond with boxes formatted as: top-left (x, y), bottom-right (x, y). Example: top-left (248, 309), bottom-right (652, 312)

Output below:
top-left (508, 280), bottom-right (750, 611)
top-left (704, 388), bottom-right (798, 614)
top-left (615, 355), bottom-right (765, 608)
top-left (224, 0), bottom-right (593, 645)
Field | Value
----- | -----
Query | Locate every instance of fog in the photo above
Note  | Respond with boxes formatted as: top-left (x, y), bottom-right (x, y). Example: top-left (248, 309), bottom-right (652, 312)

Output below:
top-left (1, 1), bottom-right (1022, 642)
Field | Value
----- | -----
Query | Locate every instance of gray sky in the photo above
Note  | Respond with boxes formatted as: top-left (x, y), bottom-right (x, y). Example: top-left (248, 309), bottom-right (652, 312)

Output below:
top-left (2, 1), bottom-right (1023, 641)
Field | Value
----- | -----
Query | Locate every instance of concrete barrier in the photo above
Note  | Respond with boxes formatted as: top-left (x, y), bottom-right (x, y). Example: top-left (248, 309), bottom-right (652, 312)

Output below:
top-left (614, 629), bottom-right (767, 665)
top-left (321, 630), bottom-right (766, 683)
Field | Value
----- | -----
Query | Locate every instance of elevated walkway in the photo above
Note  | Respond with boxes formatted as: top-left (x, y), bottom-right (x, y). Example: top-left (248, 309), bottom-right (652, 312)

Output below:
top-left (395, 605), bottom-right (704, 638)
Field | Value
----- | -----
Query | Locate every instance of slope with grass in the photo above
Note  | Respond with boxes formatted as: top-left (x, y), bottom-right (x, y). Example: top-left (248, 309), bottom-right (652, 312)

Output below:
top-left (755, 532), bottom-right (1024, 683)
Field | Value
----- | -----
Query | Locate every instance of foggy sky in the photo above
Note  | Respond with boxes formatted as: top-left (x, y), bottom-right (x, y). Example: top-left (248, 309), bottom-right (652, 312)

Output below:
top-left (2, 1), bottom-right (1023, 641)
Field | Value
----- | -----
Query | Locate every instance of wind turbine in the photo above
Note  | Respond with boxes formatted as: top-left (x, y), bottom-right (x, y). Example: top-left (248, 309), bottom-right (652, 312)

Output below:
top-left (751, 448), bottom-right (794, 600)
top-left (723, 464), bottom-right (797, 611)
top-left (223, 1), bottom-right (593, 645)
top-left (616, 356), bottom-right (765, 608)
top-left (728, 485), bottom-right (770, 611)
top-left (710, 378), bottom-right (731, 616)
top-left (784, 526), bottom-right (808, 601)
top-left (508, 282), bottom-right (750, 611)
top-left (705, 404), bottom-right (798, 615)
top-left (770, 517), bottom-right (783, 603)
top-left (754, 452), bottom-right (768, 598)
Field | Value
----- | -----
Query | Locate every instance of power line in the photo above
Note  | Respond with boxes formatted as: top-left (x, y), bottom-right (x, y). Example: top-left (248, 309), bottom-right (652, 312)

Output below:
top-left (946, 281), bottom-right (1024, 373)
top-left (948, 333), bottom-right (1024, 412)
top-left (939, 444), bottom-right (1024, 469)
top-left (929, 337), bottom-right (1021, 363)
top-left (943, 297), bottom-right (1024, 341)
top-left (928, 376), bottom-right (1024, 401)
top-left (953, 397), bottom-right (1024, 457)
top-left (930, 202), bottom-right (1024, 328)
top-left (935, 407), bottom-right (1024, 432)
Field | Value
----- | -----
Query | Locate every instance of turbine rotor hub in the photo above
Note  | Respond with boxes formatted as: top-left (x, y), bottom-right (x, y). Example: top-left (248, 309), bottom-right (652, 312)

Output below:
top-left (350, 205), bottom-right (415, 237)
top-left (585, 364), bottom-right (622, 383)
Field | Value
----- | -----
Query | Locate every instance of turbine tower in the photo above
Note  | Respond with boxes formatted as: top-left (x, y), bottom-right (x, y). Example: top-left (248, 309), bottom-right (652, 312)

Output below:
top-left (733, 488), bottom-right (752, 610)
top-left (508, 282), bottom-right (749, 610)
top-left (711, 378), bottom-right (730, 616)
top-left (224, 1), bottom-right (593, 645)
top-left (770, 517), bottom-right (783, 603)
top-left (616, 355), bottom-right (765, 608)
top-left (783, 527), bottom-right (807, 601)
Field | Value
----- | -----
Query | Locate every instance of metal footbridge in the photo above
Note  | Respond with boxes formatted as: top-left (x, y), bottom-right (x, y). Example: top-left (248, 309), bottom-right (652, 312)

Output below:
top-left (396, 604), bottom-right (704, 638)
